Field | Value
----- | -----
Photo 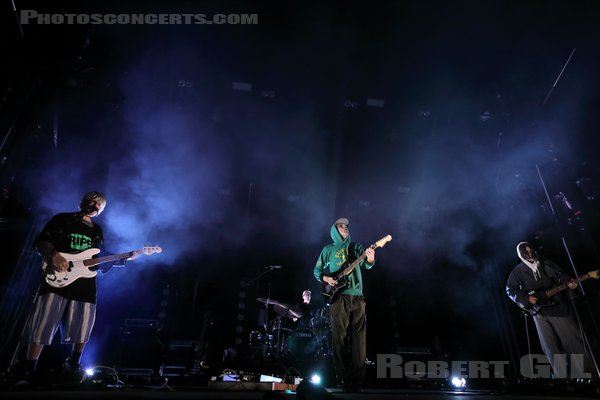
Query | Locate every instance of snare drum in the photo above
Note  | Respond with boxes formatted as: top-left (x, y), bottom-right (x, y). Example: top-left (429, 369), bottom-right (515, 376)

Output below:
top-left (249, 330), bottom-right (272, 347)
top-left (286, 328), bottom-right (320, 360)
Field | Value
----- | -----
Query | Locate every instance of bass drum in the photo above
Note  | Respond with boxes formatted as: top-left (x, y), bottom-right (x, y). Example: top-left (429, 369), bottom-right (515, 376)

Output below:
top-left (286, 328), bottom-right (320, 361)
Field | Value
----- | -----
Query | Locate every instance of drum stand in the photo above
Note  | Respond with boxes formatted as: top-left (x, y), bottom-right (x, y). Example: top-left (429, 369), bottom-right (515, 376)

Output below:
top-left (267, 316), bottom-right (288, 357)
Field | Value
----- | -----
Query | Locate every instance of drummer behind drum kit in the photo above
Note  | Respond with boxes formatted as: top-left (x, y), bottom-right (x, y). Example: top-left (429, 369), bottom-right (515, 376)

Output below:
top-left (250, 298), bottom-right (332, 362)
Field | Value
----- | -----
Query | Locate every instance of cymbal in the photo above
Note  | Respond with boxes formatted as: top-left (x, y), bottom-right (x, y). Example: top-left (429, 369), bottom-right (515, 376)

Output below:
top-left (273, 303), bottom-right (303, 319)
top-left (256, 297), bottom-right (280, 305)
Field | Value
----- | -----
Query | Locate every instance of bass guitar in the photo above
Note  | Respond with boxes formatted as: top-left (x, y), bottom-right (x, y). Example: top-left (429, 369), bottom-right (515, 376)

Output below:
top-left (321, 235), bottom-right (392, 304)
top-left (44, 246), bottom-right (162, 288)
top-left (521, 269), bottom-right (599, 316)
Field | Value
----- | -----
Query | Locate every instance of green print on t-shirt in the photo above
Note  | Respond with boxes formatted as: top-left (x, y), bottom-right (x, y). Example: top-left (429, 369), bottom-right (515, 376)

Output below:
top-left (69, 233), bottom-right (93, 251)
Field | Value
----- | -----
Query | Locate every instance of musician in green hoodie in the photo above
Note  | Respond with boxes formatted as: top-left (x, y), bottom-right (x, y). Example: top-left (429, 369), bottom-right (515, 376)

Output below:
top-left (314, 217), bottom-right (375, 392)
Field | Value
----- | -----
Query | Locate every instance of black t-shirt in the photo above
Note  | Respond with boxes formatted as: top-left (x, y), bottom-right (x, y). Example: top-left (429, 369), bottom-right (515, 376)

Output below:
top-left (35, 212), bottom-right (104, 304)
top-left (296, 303), bottom-right (314, 328)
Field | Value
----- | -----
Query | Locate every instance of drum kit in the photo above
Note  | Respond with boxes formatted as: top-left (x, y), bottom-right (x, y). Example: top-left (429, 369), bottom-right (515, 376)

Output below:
top-left (249, 297), bottom-right (332, 361)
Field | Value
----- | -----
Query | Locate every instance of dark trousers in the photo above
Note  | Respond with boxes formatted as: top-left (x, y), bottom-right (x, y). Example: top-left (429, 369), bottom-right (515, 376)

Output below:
top-left (533, 311), bottom-right (594, 378)
top-left (329, 294), bottom-right (366, 384)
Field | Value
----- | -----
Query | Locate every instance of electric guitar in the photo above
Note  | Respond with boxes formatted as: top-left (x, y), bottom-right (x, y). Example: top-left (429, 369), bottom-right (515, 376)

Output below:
top-left (520, 270), bottom-right (599, 316)
top-left (43, 246), bottom-right (162, 288)
top-left (321, 235), bottom-right (392, 304)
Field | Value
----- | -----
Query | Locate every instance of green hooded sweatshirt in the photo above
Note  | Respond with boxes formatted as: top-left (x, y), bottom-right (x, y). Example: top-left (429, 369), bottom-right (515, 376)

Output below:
top-left (313, 222), bottom-right (375, 296)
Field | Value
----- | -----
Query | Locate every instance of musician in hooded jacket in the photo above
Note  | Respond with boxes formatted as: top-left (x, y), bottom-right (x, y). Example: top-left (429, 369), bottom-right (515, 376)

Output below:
top-left (506, 242), bottom-right (592, 379)
top-left (314, 217), bottom-right (375, 392)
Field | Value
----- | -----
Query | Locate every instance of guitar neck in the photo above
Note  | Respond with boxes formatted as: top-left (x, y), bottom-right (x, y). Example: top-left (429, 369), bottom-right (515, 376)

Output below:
top-left (338, 246), bottom-right (372, 277)
top-left (332, 235), bottom-right (391, 279)
top-left (83, 252), bottom-right (134, 267)
top-left (545, 273), bottom-right (592, 298)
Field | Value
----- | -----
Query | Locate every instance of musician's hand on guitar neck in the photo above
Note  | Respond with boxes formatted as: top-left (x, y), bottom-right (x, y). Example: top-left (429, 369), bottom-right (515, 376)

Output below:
top-left (127, 251), bottom-right (141, 261)
top-left (528, 296), bottom-right (538, 305)
top-left (51, 252), bottom-right (68, 272)
top-left (365, 248), bottom-right (376, 263)
top-left (567, 281), bottom-right (578, 290)
top-left (323, 276), bottom-right (337, 286)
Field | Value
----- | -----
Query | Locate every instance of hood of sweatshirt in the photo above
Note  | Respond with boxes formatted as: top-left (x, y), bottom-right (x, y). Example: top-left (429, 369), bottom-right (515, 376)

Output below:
top-left (330, 222), bottom-right (351, 246)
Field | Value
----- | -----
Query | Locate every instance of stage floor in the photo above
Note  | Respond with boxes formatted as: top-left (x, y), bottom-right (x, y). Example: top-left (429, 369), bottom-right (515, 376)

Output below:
top-left (2, 385), bottom-right (599, 400)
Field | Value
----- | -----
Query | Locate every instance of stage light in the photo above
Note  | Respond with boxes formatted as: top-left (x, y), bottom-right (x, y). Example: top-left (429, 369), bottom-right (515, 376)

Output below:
top-left (310, 374), bottom-right (321, 385)
top-left (450, 376), bottom-right (466, 389)
top-left (261, 89), bottom-right (276, 98)
top-left (80, 366), bottom-right (119, 387)
top-left (177, 80), bottom-right (193, 88)
top-left (576, 177), bottom-right (599, 200)
top-left (232, 82), bottom-right (253, 92)
top-left (366, 98), bottom-right (385, 108)
top-left (479, 111), bottom-right (491, 122)
top-left (344, 100), bottom-right (358, 109)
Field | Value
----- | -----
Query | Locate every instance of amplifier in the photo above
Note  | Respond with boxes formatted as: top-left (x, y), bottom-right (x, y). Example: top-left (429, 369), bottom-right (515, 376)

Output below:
top-left (124, 318), bottom-right (159, 329)
top-left (119, 319), bottom-right (163, 370)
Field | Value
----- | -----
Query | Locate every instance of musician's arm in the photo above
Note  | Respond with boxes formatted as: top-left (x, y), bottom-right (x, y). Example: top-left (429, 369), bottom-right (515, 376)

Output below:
top-left (34, 214), bottom-right (69, 271)
top-left (94, 229), bottom-right (133, 272)
top-left (315, 250), bottom-right (337, 284)
top-left (354, 243), bottom-right (375, 269)
top-left (314, 258), bottom-right (323, 282)
top-left (33, 214), bottom-right (64, 258)
top-left (95, 249), bottom-right (131, 274)
top-left (34, 240), bottom-right (55, 259)
top-left (545, 260), bottom-right (578, 289)
top-left (506, 271), bottom-right (531, 307)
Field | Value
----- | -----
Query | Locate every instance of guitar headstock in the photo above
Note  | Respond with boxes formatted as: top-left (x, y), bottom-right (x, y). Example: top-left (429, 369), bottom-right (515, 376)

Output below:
top-left (142, 245), bottom-right (162, 255)
top-left (374, 235), bottom-right (392, 249)
top-left (588, 270), bottom-right (599, 279)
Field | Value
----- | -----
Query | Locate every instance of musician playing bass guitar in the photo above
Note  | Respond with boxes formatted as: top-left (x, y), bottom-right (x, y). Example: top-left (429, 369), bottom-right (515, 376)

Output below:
top-left (21, 191), bottom-right (140, 382)
top-left (506, 241), bottom-right (592, 379)
top-left (313, 217), bottom-right (375, 393)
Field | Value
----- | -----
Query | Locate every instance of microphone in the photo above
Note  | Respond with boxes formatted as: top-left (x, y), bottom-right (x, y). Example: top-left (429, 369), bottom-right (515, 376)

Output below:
top-left (268, 265), bottom-right (283, 269)
top-left (81, 203), bottom-right (99, 214)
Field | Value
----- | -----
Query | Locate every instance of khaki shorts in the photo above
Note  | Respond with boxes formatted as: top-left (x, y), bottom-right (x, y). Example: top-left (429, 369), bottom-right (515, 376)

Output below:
top-left (25, 293), bottom-right (96, 345)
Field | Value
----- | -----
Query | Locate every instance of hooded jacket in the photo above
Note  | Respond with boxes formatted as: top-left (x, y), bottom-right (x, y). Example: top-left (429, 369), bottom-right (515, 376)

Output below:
top-left (313, 222), bottom-right (374, 296)
top-left (506, 243), bottom-right (572, 317)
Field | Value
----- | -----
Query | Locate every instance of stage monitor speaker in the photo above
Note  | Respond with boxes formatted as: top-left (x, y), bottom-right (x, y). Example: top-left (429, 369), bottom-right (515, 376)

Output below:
top-left (119, 318), bottom-right (164, 370)
top-left (164, 340), bottom-right (196, 366)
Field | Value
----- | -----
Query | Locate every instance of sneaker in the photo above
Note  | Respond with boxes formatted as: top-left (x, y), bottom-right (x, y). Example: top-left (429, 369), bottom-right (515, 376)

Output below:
top-left (12, 374), bottom-right (31, 389)
top-left (11, 369), bottom-right (38, 389)
top-left (62, 359), bottom-right (83, 380)
top-left (7, 363), bottom-right (34, 389)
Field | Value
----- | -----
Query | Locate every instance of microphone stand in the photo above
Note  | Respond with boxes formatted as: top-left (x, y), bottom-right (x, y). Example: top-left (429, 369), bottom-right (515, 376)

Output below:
top-left (242, 266), bottom-right (278, 332)
top-left (536, 164), bottom-right (600, 380)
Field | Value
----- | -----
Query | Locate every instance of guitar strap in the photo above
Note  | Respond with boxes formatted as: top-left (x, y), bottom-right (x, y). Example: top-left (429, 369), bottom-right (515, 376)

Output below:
top-left (540, 260), bottom-right (562, 285)
top-left (347, 242), bottom-right (358, 264)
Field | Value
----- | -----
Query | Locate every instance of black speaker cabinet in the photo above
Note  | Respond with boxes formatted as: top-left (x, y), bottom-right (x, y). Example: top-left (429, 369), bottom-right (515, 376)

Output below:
top-left (119, 319), bottom-right (164, 370)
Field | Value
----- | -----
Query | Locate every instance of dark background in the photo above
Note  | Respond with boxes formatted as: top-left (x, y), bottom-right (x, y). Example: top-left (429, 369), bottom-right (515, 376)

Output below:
top-left (1, 0), bottom-right (600, 381)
